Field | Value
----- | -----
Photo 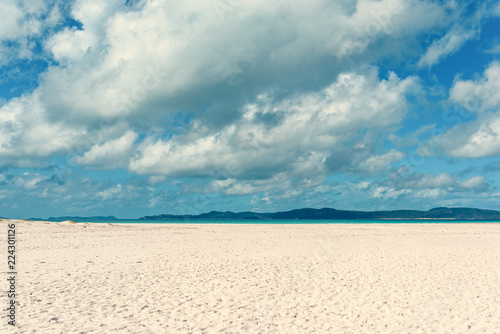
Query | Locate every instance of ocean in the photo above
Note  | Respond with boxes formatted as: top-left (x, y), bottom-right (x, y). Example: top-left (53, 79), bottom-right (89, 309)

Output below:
top-left (74, 219), bottom-right (499, 224)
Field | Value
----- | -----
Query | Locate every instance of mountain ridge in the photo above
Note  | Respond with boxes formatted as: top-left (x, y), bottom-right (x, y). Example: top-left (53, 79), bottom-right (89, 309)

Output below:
top-left (140, 207), bottom-right (500, 220)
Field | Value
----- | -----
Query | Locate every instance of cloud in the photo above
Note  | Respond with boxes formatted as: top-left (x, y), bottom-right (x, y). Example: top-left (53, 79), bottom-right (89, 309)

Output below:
top-left (1, 0), bottom-right (447, 172)
top-left (72, 130), bottom-right (138, 169)
top-left (0, 91), bottom-right (88, 167)
top-left (418, 28), bottom-right (479, 68)
top-left (415, 0), bottom-right (500, 68)
top-left (313, 169), bottom-right (490, 211)
top-left (339, 172), bottom-right (488, 204)
top-left (449, 61), bottom-right (500, 112)
top-left (445, 115), bottom-right (500, 158)
top-left (389, 172), bottom-right (457, 190)
top-left (45, 27), bottom-right (96, 63)
top-left (485, 42), bottom-right (500, 54)
top-left (372, 186), bottom-right (411, 199)
top-left (495, 2), bottom-right (500, 16)
top-left (391, 172), bottom-right (487, 192)
top-left (0, 0), bottom-right (24, 41)
top-left (357, 149), bottom-right (405, 173)
top-left (130, 68), bottom-right (417, 180)
top-left (0, 1), bottom-right (63, 65)
top-left (214, 178), bottom-right (277, 196)
top-left (432, 62), bottom-right (500, 158)
top-left (96, 184), bottom-right (124, 200)
top-left (458, 176), bottom-right (487, 190)
top-left (0, 166), bottom-right (158, 218)
top-left (0, 0), bottom-right (479, 126)
top-left (3, 0), bottom-right (500, 217)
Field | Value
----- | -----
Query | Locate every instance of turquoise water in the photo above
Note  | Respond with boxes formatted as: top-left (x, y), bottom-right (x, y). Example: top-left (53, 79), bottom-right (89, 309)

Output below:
top-left (80, 219), bottom-right (499, 224)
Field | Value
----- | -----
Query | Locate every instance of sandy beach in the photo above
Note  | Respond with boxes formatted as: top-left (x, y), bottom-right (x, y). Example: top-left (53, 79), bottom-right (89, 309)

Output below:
top-left (2, 220), bottom-right (499, 333)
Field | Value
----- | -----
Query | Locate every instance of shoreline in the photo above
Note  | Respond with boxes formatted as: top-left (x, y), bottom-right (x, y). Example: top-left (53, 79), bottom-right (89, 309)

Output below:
top-left (5, 218), bottom-right (500, 225)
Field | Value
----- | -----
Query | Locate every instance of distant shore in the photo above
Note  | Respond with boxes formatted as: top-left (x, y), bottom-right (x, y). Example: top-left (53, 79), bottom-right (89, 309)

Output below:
top-left (140, 206), bottom-right (500, 221)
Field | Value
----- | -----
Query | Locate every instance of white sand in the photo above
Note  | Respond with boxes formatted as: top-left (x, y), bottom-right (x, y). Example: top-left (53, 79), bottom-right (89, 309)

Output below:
top-left (1, 219), bottom-right (499, 333)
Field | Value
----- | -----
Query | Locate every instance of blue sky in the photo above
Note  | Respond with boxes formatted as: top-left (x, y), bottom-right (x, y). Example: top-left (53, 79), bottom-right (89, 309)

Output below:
top-left (1, 0), bottom-right (500, 219)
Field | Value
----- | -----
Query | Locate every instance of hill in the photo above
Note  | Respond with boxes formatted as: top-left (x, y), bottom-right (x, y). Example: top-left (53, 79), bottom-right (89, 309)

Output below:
top-left (141, 207), bottom-right (500, 220)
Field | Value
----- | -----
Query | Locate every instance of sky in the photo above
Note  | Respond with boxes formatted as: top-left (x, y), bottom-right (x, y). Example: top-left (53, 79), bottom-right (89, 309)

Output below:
top-left (1, 0), bottom-right (500, 219)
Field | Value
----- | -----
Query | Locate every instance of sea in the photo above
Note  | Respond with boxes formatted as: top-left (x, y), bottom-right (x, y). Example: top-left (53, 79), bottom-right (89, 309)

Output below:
top-left (55, 219), bottom-right (499, 224)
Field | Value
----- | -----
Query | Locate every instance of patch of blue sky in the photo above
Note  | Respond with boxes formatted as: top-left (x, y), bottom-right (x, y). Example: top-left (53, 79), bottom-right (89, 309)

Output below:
top-left (0, 58), bottom-right (47, 99)
top-left (428, 41), bottom-right (492, 88)
top-left (0, 13), bottom-right (83, 100)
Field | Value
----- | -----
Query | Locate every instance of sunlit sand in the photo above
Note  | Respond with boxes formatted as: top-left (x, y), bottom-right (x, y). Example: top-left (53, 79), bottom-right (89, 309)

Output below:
top-left (3, 220), bottom-right (499, 333)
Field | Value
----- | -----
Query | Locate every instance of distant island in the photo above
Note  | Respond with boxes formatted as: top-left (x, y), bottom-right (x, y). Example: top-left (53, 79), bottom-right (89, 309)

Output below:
top-left (19, 208), bottom-right (500, 222)
top-left (141, 207), bottom-right (500, 221)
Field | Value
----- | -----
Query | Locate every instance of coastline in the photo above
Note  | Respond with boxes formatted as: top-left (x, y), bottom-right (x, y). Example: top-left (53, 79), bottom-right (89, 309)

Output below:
top-left (2, 219), bottom-right (499, 333)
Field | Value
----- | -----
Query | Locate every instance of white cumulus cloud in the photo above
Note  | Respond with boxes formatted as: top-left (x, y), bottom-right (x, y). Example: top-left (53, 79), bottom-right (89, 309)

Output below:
top-left (73, 130), bottom-right (138, 169)
top-left (358, 149), bottom-right (405, 173)
top-left (130, 68), bottom-right (417, 181)
top-left (433, 62), bottom-right (500, 158)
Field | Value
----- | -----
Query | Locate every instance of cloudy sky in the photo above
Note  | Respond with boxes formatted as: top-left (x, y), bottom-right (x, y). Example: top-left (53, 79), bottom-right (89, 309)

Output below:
top-left (1, 0), bottom-right (500, 218)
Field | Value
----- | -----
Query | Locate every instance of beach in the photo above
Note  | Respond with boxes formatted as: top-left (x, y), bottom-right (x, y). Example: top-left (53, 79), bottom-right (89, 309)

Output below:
top-left (2, 220), bottom-right (499, 333)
